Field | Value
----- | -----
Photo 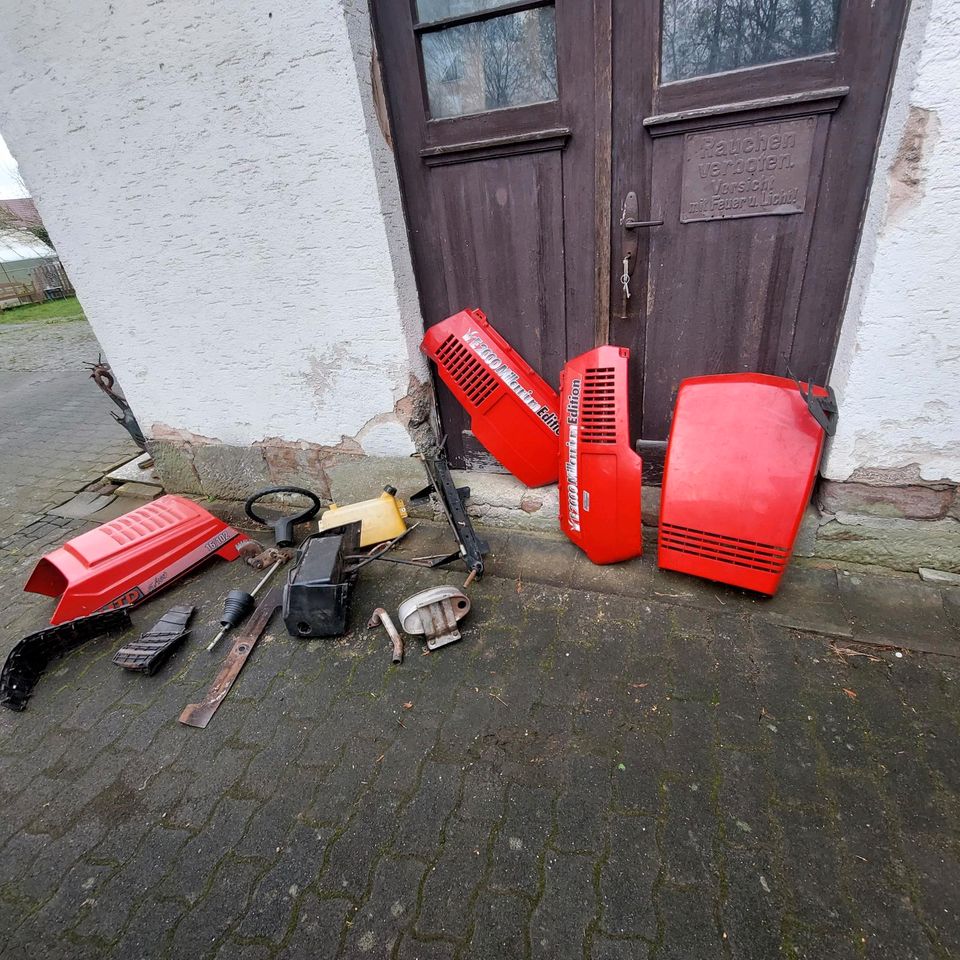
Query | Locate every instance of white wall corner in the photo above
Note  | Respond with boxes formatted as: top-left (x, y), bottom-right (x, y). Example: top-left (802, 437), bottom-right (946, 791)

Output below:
top-left (340, 0), bottom-right (431, 395)
top-left (824, 0), bottom-right (960, 484)
top-left (0, 0), bottom-right (427, 458)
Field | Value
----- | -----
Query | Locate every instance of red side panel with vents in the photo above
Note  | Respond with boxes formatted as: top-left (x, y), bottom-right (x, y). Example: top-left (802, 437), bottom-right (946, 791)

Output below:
top-left (559, 346), bottom-right (643, 564)
top-left (24, 495), bottom-right (248, 624)
top-left (421, 309), bottom-right (561, 487)
top-left (658, 374), bottom-right (829, 595)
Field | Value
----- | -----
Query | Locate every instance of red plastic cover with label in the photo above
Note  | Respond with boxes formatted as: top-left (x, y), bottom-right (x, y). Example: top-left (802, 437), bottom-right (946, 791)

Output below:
top-left (24, 495), bottom-right (247, 624)
top-left (658, 373), bottom-right (829, 595)
top-left (421, 309), bottom-right (561, 487)
top-left (559, 346), bottom-right (643, 564)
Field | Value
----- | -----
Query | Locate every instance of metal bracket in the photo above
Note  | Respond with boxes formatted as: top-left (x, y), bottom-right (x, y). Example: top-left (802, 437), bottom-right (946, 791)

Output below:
top-left (410, 440), bottom-right (488, 585)
top-left (787, 368), bottom-right (839, 437)
top-left (397, 586), bottom-right (471, 651)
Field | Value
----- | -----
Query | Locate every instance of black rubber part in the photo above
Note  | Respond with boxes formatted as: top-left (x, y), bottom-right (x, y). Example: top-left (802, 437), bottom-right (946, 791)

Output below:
top-left (1, 609), bottom-right (132, 711)
top-left (220, 590), bottom-right (255, 628)
top-left (244, 486), bottom-right (323, 547)
top-left (112, 604), bottom-right (195, 675)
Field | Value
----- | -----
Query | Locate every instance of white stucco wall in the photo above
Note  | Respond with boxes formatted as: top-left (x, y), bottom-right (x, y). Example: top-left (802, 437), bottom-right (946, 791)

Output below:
top-left (824, 0), bottom-right (960, 484)
top-left (0, 0), bottom-right (426, 455)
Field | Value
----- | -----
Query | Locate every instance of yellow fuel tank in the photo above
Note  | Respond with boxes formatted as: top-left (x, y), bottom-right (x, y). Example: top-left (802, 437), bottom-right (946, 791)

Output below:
top-left (317, 486), bottom-right (408, 547)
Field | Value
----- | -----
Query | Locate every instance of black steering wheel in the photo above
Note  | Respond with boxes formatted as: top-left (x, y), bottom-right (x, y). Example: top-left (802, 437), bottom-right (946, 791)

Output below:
top-left (244, 486), bottom-right (323, 546)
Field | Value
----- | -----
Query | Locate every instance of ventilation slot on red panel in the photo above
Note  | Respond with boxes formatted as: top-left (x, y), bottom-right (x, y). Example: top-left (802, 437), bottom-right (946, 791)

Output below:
top-left (660, 523), bottom-right (789, 574)
top-left (580, 367), bottom-right (617, 444)
top-left (101, 500), bottom-right (184, 546)
top-left (434, 334), bottom-right (498, 407)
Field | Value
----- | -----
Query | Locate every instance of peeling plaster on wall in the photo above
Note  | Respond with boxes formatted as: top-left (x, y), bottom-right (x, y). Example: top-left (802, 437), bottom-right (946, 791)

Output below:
top-left (825, 0), bottom-right (960, 485)
top-left (0, 0), bottom-right (425, 458)
top-left (886, 106), bottom-right (940, 224)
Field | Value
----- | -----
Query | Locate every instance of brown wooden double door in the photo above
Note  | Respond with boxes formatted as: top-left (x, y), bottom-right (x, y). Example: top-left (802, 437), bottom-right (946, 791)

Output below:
top-left (373, 0), bottom-right (909, 476)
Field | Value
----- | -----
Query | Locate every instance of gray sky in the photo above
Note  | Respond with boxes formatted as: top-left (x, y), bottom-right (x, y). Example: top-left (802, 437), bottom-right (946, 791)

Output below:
top-left (0, 132), bottom-right (29, 199)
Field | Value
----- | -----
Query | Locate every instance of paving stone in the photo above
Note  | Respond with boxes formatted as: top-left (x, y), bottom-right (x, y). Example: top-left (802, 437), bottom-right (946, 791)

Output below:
top-left (599, 816), bottom-right (658, 938)
top-left (721, 848), bottom-right (785, 960)
top-left (113, 481), bottom-right (163, 499)
top-left (717, 748), bottom-right (774, 848)
top-left (589, 936), bottom-right (650, 959)
top-left (488, 783), bottom-right (554, 896)
top-left (530, 850), bottom-right (596, 960)
top-left (229, 789), bottom-right (309, 864)
top-left (106, 895), bottom-right (188, 960)
top-left (167, 857), bottom-right (265, 957)
top-left (658, 884), bottom-right (725, 959)
top-left (756, 565), bottom-right (852, 637)
top-left (661, 779), bottom-right (718, 886)
top-left (394, 761), bottom-right (463, 858)
top-left (71, 823), bottom-right (189, 940)
top-left (467, 890), bottom-right (530, 960)
top-left (777, 805), bottom-right (856, 935)
top-left (554, 754), bottom-right (611, 853)
top-left (233, 847), bottom-right (318, 943)
top-left (395, 933), bottom-right (459, 960)
top-left (320, 791), bottom-right (399, 900)
top-left (839, 571), bottom-right (957, 654)
top-left (901, 834), bottom-right (960, 956)
top-left (47, 490), bottom-right (117, 519)
top-left (273, 893), bottom-right (351, 958)
top-left (341, 855), bottom-right (425, 957)
top-left (416, 818), bottom-right (488, 940)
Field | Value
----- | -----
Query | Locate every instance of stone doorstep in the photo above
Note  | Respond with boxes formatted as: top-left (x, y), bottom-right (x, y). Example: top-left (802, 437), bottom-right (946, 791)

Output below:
top-left (145, 442), bottom-right (959, 578)
top-left (187, 496), bottom-right (958, 657)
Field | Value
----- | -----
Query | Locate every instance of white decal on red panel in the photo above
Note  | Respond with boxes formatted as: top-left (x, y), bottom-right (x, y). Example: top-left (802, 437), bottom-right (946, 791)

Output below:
top-left (462, 330), bottom-right (561, 435)
top-left (564, 377), bottom-right (582, 532)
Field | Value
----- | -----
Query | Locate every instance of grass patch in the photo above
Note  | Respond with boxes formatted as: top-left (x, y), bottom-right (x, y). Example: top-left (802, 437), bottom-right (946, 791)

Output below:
top-left (0, 296), bottom-right (86, 325)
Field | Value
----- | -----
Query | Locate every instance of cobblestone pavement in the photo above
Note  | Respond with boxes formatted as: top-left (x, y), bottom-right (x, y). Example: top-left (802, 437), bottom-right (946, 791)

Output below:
top-left (1, 515), bottom-right (958, 960)
top-left (1, 321), bottom-right (959, 959)
top-left (0, 318), bottom-right (137, 533)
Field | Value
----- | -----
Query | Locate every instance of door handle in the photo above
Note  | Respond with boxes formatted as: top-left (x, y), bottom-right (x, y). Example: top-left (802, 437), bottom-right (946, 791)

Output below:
top-left (620, 191), bottom-right (663, 231)
top-left (618, 191), bottom-right (661, 303)
top-left (622, 217), bottom-right (664, 230)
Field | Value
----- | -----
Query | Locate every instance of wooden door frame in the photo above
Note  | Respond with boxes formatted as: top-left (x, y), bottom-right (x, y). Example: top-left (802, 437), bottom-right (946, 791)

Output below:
top-left (607, 0), bottom-right (912, 456)
top-left (371, 0), bottom-right (910, 472)
top-left (371, 0), bottom-right (606, 468)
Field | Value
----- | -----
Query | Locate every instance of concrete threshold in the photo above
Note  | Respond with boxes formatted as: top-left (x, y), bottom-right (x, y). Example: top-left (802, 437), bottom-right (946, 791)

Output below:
top-left (429, 470), bottom-right (960, 579)
top-left (206, 495), bottom-right (960, 658)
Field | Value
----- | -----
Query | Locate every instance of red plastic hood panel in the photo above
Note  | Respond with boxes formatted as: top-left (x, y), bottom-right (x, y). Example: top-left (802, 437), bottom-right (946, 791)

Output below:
top-left (421, 309), bottom-right (561, 487)
top-left (24, 495), bottom-right (247, 624)
top-left (559, 346), bottom-right (643, 564)
top-left (658, 373), bottom-right (828, 595)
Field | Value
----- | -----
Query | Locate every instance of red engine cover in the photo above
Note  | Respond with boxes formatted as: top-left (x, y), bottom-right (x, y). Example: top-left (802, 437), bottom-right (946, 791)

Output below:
top-left (24, 495), bottom-right (248, 624)
top-left (421, 309), bottom-right (561, 487)
top-left (658, 373), bottom-right (829, 595)
top-left (559, 346), bottom-right (643, 564)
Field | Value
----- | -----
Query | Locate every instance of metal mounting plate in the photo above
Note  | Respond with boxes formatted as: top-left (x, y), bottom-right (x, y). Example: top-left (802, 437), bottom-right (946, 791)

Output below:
top-left (397, 586), bottom-right (471, 651)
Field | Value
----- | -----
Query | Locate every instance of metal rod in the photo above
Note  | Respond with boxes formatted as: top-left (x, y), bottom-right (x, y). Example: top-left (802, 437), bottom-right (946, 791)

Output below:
top-left (251, 558), bottom-right (284, 597)
top-left (206, 558), bottom-right (284, 652)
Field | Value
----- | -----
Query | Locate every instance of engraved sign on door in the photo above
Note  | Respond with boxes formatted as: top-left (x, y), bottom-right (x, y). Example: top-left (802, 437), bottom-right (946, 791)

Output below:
top-left (681, 116), bottom-right (817, 223)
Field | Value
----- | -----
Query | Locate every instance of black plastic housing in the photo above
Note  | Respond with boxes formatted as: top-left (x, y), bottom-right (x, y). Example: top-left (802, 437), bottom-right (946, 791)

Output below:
top-left (282, 522), bottom-right (361, 638)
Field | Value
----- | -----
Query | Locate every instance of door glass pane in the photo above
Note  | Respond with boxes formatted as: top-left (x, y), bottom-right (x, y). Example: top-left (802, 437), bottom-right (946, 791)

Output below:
top-left (661, 0), bottom-right (840, 83)
top-left (421, 7), bottom-right (558, 119)
top-left (416, 0), bottom-right (518, 24)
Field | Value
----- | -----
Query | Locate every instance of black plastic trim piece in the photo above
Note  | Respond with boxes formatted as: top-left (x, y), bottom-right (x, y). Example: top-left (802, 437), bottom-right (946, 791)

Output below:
top-left (1, 609), bottom-right (132, 711)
